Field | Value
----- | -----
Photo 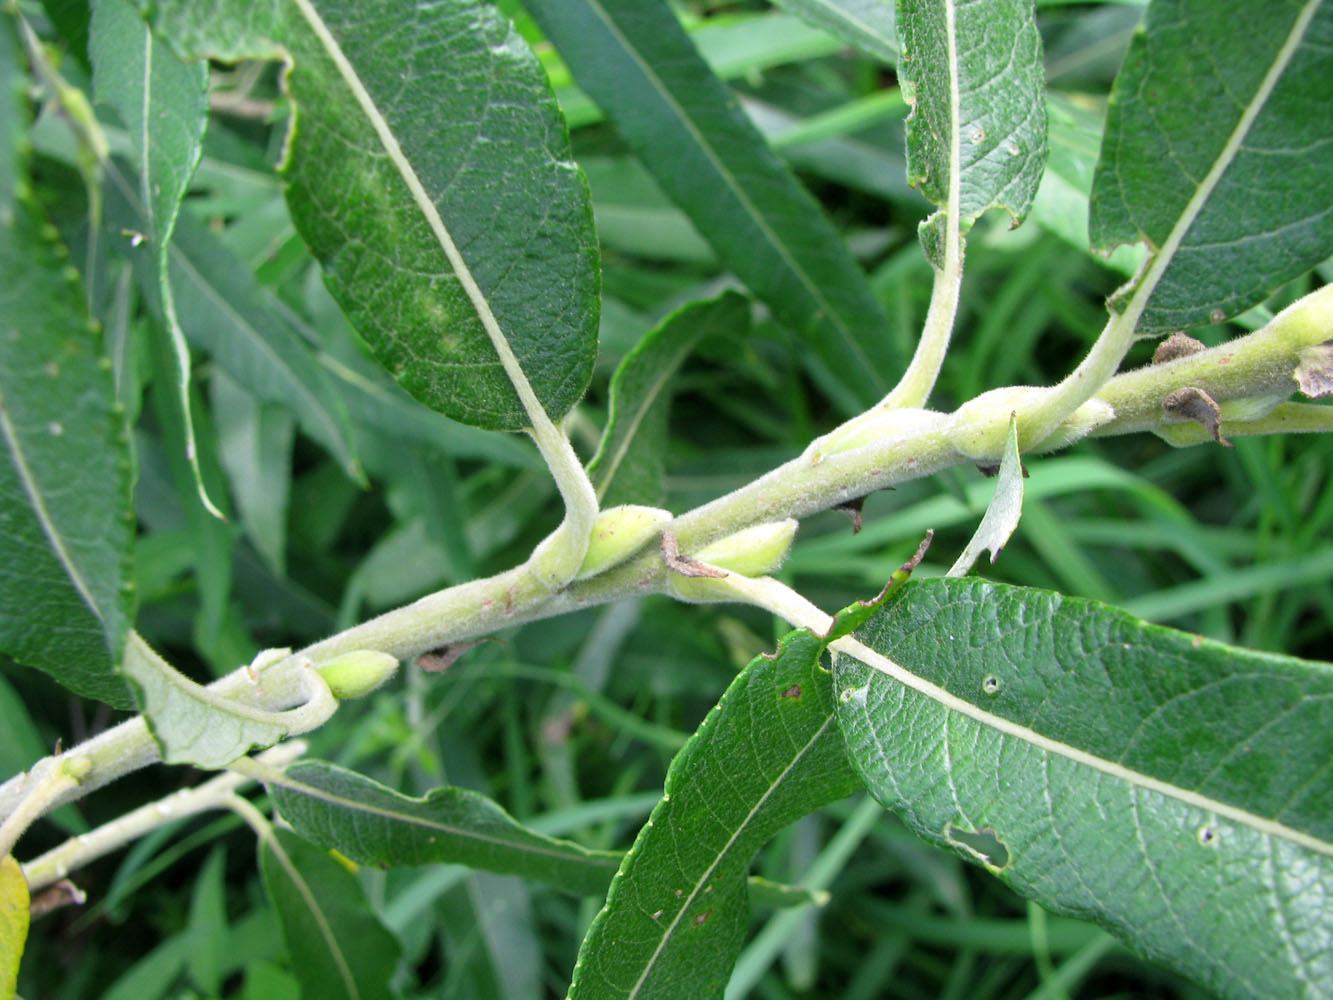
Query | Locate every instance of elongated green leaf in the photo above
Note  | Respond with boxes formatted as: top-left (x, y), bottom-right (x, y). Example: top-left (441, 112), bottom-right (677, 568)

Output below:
top-left (123, 638), bottom-right (334, 769)
top-left (1, 18), bottom-right (135, 708)
top-left (770, 0), bottom-right (899, 65)
top-left (1090, 0), bottom-right (1333, 333)
top-left (567, 595), bottom-right (893, 999)
top-left (836, 578), bottom-right (1333, 1000)
top-left (438, 873), bottom-right (541, 1000)
top-left (947, 414), bottom-right (1023, 576)
top-left (899, 0), bottom-right (1047, 260)
top-left (271, 760), bottom-right (620, 897)
top-left (1, 854), bottom-right (27, 999)
top-left (260, 827), bottom-right (400, 1000)
top-left (91, 0), bottom-right (223, 518)
top-left (141, 0), bottom-right (598, 432)
top-left (523, 0), bottom-right (899, 411)
top-left (166, 207), bottom-right (364, 482)
top-left (589, 291), bottom-right (750, 507)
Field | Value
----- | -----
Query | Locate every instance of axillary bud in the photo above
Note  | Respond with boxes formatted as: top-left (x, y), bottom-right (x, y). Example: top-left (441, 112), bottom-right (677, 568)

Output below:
top-left (575, 505), bottom-right (673, 580)
top-left (316, 650), bottom-right (400, 700)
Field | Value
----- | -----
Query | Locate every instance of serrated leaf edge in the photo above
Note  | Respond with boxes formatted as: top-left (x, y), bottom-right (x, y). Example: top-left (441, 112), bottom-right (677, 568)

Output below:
top-left (624, 712), bottom-right (839, 999)
top-left (271, 764), bottom-right (621, 871)
top-left (288, 0), bottom-right (555, 437)
top-left (837, 633), bottom-right (1333, 856)
top-left (0, 399), bottom-right (114, 643)
top-left (1112, 0), bottom-right (1322, 330)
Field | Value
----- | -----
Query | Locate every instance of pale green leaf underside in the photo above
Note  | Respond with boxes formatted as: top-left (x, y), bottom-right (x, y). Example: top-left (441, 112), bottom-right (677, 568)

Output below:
top-left (947, 414), bottom-right (1023, 576)
top-left (589, 291), bottom-right (750, 507)
top-left (1090, 0), bottom-right (1333, 333)
top-left (523, 0), bottom-right (899, 411)
top-left (271, 760), bottom-right (621, 897)
top-left (123, 638), bottom-right (333, 769)
top-left (141, 0), bottom-right (598, 431)
top-left (899, 0), bottom-right (1048, 227)
top-left (569, 622), bottom-right (863, 999)
top-left (260, 827), bottom-right (400, 1000)
top-left (1, 19), bottom-right (135, 708)
top-left (769, 0), bottom-right (899, 65)
top-left (836, 578), bottom-right (1333, 999)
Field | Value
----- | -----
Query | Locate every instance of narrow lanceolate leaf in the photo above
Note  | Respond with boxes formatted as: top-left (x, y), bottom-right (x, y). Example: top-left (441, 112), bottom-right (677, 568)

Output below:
top-left (123, 638), bottom-right (334, 769)
top-left (836, 578), bottom-right (1333, 1000)
top-left (947, 414), bottom-right (1023, 576)
top-left (898, 0), bottom-right (1047, 260)
top-left (102, 164), bottom-right (363, 481)
top-left (1090, 0), bottom-right (1333, 333)
top-left (142, 0), bottom-right (598, 431)
top-left (1, 18), bottom-right (135, 708)
top-left (260, 827), bottom-right (400, 1000)
top-left (567, 596), bottom-right (891, 999)
top-left (90, 0), bottom-right (222, 518)
top-left (769, 0), bottom-right (899, 65)
top-left (270, 760), bottom-right (621, 897)
top-left (589, 291), bottom-right (750, 507)
top-left (1, 855), bottom-right (29, 998)
top-left (523, 0), bottom-right (899, 410)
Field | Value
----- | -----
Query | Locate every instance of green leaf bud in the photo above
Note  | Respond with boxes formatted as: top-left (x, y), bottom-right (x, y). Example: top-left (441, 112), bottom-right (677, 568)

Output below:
top-left (666, 520), bottom-right (798, 602)
top-left (316, 651), bottom-right (399, 700)
top-left (575, 505), bottom-right (673, 580)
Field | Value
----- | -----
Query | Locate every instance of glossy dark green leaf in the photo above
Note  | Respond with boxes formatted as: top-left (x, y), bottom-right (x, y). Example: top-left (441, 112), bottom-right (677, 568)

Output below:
top-left (566, 596), bottom-right (887, 999)
top-left (259, 827), bottom-right (400, 1000)
top-left (771, 0), bottom-right (899, 65)
top-left (523, 0), bottom-right (899, 411)
top-left (836, 577), bottom-right (1333, 1000)
top-left (0, 17), bottom-right (135, 708)
top-left (589, 291), bottom-right (750, 507)
top-left (141, 0), bottom-right (598, 431)
top-left (898, 0), bottom-right (1047, 256)
top-left (1090, 0), bottom-right (1333, 332)
top-left (271, 760), bottom-right (620, 897)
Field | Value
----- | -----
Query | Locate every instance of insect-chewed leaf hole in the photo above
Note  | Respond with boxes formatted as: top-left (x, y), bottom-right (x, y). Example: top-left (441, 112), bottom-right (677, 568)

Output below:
top-left (946, 824), bottom-right (1010, 869)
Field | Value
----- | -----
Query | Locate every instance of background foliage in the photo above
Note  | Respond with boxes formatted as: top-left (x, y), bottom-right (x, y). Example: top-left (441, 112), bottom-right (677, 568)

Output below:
top-left (3, 0), bottom-right (1332, 998)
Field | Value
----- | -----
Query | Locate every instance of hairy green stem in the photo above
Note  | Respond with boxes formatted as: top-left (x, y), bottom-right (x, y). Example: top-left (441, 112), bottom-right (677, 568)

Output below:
top-left (21, 741), bottom-right (306, 891)
top-left (2, 285), bottom-right (1328, 828)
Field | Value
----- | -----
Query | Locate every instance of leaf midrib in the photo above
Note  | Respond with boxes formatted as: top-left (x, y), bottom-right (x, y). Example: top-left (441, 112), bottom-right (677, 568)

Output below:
top-left (1121, 0), bottom-right (1323, 332)
top-left (289, 0), bottom-right (553, 433)
top-left (276, 770), bottom-right (620, 872)
top-left (581, 0), bottom-right (884, 380)
top-left (840, 636), bottom-right (1333, 856)
top-left (0, 389), bottom-right (109, 641)
top-left (626, 713), bottom-right (837, 998)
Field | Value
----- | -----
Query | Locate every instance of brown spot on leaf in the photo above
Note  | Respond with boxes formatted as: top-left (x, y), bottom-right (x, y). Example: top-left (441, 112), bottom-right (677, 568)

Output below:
top-left (694, 908), bottom-right (713, 927)
top-left (1164, 387), bottom-right (1231, 446)
top-left (781, 685), bottom-right (802, 699)
top-left (1152, 332), bottom-right (1206, 365)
